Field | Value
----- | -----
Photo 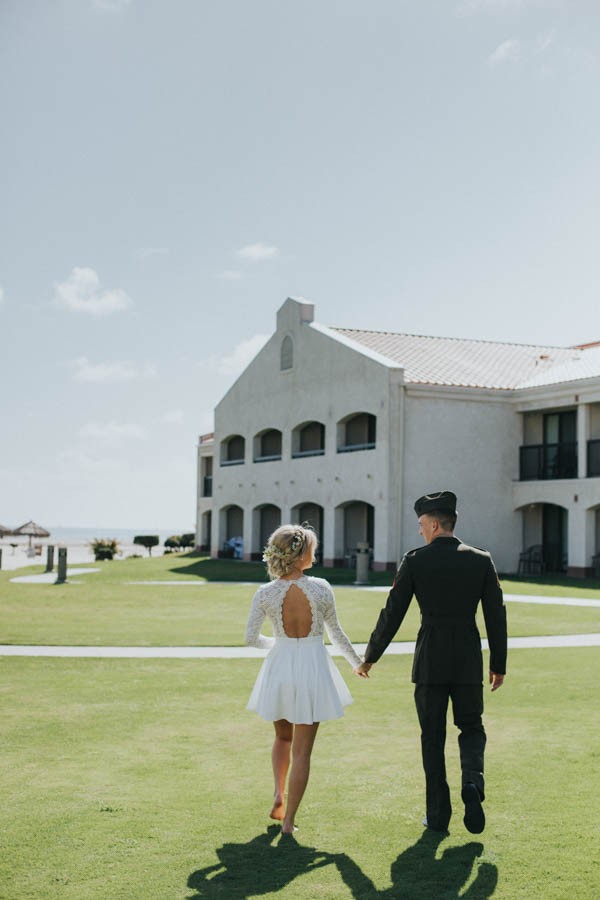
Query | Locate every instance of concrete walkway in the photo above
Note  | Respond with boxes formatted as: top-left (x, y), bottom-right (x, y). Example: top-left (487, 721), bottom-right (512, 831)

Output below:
top-left (1, 634), bottom-right (599, 658)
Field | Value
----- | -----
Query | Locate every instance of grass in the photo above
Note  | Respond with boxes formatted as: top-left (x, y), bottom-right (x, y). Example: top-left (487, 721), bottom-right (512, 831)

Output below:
top-left (1, 555), bottom-right (599, 646)
top-left (1, 649), bottom-right (599, 898)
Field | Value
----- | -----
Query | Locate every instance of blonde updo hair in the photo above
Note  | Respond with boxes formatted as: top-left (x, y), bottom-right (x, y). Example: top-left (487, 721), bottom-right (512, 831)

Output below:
top-left (263, 524), bottom-right (318, 579)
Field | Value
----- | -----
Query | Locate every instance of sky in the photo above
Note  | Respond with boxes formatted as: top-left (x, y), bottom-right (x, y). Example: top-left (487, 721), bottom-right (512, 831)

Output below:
top-left (1, 0), bottom-right (599, 529)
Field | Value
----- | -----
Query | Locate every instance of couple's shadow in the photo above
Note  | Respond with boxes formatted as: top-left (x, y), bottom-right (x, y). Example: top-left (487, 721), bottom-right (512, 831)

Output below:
top-left (187, 823), bottom-right (498, 898)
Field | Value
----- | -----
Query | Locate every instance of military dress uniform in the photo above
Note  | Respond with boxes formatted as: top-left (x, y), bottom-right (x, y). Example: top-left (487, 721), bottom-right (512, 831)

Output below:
top-left (364, 493), bottom-right (507, 832)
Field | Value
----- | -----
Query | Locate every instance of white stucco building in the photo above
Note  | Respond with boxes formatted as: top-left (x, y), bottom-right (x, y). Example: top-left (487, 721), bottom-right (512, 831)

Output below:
top-left (196, 298), bottom-right (600, 576)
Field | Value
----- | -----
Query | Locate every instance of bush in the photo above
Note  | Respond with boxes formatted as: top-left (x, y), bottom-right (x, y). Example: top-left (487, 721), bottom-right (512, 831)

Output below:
top-left (133, 535), bottom-right (159, 557)
top-left (180, 533), bottom-right (195, 549)
top-left (89, 538), bottom-right (120, 561)
top-left (164, 536), bottom-right (181, 553)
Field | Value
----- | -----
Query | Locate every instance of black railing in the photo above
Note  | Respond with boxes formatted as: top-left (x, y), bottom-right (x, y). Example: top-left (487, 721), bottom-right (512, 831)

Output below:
top-left (202, 476), bottom-right (212, 497)
top-left (519, 442), bottom-right (577, 480)
top-left (588, 440), bottom-right (600, 477)
top-left (338, 442), bottom-right (376, 454)
top-left (292, 448), bottom-right (325, 458)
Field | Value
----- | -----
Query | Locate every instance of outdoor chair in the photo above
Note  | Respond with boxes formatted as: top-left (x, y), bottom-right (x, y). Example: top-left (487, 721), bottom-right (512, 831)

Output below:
top-left (517, 545), bottom-right (545, 576)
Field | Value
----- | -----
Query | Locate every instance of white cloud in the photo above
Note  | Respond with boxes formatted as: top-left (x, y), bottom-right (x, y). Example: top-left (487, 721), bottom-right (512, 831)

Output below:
top-left (79, 421), bottom-right (147, 442)
top-left (216, 333), bottom-right (270, 377)
top-left (218, 270), bottom-right (243, 280)
top-left (54, 267), bottom-right (132, 316)
top-left (237, 242), bottom-right (280, 262)
top-left (487, 38), bottom-right (521, 65)
top-left (69, 356), bottom-right (157, 383)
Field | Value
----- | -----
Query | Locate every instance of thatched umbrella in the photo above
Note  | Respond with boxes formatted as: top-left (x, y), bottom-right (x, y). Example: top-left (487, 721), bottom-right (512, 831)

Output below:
top-left (0, 524), bottom-right (13, 537)
top-left (12, 520), bottom-right (50, 547)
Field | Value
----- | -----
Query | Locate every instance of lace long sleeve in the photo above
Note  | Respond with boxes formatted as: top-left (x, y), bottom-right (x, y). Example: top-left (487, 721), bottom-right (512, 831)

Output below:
top-left (323, 587), bottom-right (362, 668)
top-left (244, 590), bottom-right (275, 650)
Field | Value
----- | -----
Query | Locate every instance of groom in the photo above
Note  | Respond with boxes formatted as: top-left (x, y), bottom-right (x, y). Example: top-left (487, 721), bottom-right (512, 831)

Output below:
top-left (357, 491), bottom-right (507, 834)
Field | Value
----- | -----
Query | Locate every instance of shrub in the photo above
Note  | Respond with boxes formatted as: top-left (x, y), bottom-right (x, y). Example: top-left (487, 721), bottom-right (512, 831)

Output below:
top-left (89, 538), bottom-right (120, 561)
top-left (180, 533), bottom-right (195, 549)
top-left (164, 535), bottom-right (181, 553)
top-left (133, 535), bottom-right (159, 556)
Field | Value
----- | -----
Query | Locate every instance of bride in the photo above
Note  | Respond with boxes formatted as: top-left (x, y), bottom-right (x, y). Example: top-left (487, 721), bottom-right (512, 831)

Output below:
top-left (245, 524), bottom-right (367, 834)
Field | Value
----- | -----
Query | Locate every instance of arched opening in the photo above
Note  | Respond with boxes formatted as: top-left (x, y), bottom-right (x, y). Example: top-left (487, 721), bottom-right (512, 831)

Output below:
top-left (291, 502), bottom-right (324, 564)
top-left (219, 505), bottom-right (244, 558)
top-left (518, 502), bottom-right (568, 574)
top-left (337, 413), bottom-right (376, 453)
top-left (291, 421), bottom-right (325, 458)
top-left (220, 434), bottom-right (245, 466)
top-left (252, 504), bottom-right (282, 559)
top-left (253, 428), bottom-right (282, 463)
top-left (336, 500), bottom-right (374, 568)
top-left (200, 510), bottom-right (211, 552)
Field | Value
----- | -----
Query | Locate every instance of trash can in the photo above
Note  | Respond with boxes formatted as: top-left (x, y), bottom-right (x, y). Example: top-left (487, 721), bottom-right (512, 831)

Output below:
top-left (354, 541), bottom-right (370, 585)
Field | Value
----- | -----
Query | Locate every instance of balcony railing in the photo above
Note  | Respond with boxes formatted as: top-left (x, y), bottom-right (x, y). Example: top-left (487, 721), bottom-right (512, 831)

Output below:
top-left (220, 457), bottom-right (244, 467)
top-left (253, 453), bottom-right (282, 463)
top-left (519, 442), bottom-right (577, 480)
top-left (292, 448), bottom-right (325, 458)
top-left (338, 442), bottom-right (376, 454)
top-left (588, 440), bottom-right (600, 477)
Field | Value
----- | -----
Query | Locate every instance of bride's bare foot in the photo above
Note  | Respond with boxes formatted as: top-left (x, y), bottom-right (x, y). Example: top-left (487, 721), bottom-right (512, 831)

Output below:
top-left (270, 796), bottom-right (285, 820)
top-left (281, 820), bottom-right (298, 834)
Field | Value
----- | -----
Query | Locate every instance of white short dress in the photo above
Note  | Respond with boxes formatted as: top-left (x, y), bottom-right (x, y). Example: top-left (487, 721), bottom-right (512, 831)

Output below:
top-left (245, 575), bottom-right (362, 724)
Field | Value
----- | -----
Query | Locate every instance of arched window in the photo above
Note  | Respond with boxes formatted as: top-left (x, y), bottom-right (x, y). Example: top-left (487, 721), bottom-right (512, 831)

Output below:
top-left (253, 429), bottom-right (282, 463)
top-left (291, 421), bottom-right (325, 458)
top-left (220, 434), bottom-right (245, 466)
top-left (281, 335), bottom-right (293, 371)
top-left (337, 413), bottom-right (376, 453)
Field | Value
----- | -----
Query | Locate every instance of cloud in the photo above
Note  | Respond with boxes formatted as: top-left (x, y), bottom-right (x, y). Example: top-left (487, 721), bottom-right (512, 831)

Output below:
top-left (218, 270), bottom-right (243, 281)
top-left (136, 247), bottom-right (169, 260)
top-left (79, 421), bottom-right (147, 442)
top-left (237, 243), bottom-right (280, 262)
top-left (68, 356), bottom-right (157, 383)
top-left (216, 333), bottom-right (270, 377)
top-left (487, 38), bottom-right (521, 65)
top-left (54, 267), bottom-right (132, 316)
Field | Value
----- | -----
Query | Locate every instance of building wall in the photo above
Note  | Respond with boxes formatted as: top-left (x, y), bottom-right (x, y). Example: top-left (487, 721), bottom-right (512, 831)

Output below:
top-left (401, 386), bottom-right (521, 572)
top-left (211, 299), bottom-right (404, 567)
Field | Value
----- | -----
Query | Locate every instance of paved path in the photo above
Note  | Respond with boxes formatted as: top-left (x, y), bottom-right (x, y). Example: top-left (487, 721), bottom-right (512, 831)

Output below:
top-left (1, 634), bottom-right (599, 658)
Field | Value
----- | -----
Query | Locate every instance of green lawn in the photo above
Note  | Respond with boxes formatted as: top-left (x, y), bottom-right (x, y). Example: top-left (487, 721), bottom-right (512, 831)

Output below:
top-left (1, 555), bottom-right (599, 646)
top-left (1, 648), bottom-right (599, 899)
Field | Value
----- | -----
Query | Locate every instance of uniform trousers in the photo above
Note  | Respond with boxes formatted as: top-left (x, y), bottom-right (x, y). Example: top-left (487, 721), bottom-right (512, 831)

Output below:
top-left (414, 683), bottom-right (486, 831)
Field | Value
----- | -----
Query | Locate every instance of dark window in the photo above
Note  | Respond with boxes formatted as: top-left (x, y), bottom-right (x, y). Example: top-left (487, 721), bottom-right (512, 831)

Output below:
top-left (292, 422), bottom-right (325, 458)
top-left (519, 411), bottom-right (577, 480)
top-left (221, 435), bottom-right (245, 466)
top-left (338, 413), bottom-right (376, 453)
top-left (254, 429), bottom-right (282, 462)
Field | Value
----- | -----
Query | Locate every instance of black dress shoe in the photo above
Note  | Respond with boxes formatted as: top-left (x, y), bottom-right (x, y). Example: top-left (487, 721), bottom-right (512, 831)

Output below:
top-left (461, 782), bottom-right (485, 834)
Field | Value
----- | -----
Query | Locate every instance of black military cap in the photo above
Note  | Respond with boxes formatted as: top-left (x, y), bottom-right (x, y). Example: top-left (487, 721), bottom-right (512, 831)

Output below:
top-left (414, 490), bottom-right (457, 517)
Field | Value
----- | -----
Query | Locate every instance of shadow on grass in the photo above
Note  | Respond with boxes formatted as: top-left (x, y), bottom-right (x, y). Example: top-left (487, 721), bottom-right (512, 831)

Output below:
top-left (187, 825), bottom-right (498, 898)
top-left (170, 555), bottom-right (394, 586)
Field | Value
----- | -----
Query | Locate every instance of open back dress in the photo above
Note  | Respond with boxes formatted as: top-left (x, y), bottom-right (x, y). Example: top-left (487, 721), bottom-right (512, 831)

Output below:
top-left (245, 575), bottom-right (362, 724)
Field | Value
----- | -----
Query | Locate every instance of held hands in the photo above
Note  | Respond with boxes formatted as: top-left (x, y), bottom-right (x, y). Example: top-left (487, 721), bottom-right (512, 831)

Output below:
top-left (489, 670), bottom-right (505, 691)
top-left (354, 661), bottom-right (372, 679)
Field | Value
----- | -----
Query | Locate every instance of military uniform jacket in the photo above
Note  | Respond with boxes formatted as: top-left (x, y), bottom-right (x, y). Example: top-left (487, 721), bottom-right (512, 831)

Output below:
top-left (364, 536), bottom-right (507, 684)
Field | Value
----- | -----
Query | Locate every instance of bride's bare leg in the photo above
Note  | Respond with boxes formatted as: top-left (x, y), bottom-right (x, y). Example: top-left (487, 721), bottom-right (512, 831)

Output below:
top-left (282, 723), bottom-right (319, 833)
top-left (271, 719), bottom-right (293, 820)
